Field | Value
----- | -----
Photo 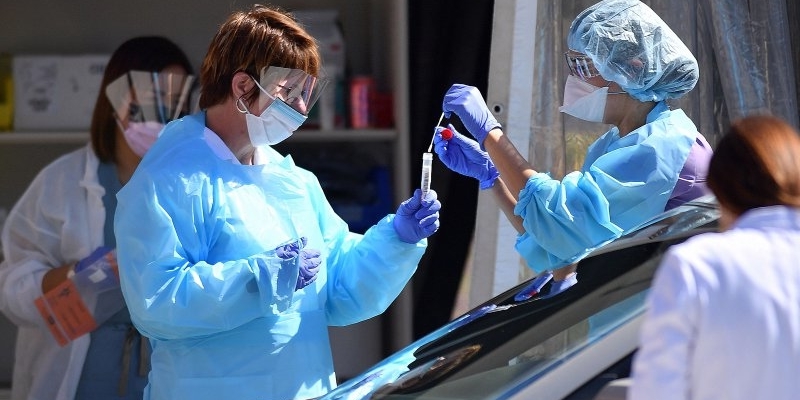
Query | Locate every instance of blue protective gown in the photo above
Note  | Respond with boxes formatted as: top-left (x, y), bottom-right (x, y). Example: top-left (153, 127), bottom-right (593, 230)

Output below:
top-left (114, 112), bottom-right (426, 400)
top-left (515, 102), bottom-right (698, 273)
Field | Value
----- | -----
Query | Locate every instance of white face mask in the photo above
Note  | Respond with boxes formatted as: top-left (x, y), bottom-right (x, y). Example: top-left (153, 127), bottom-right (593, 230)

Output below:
top-left (559, 75), bottom-right (610, 123)
top-left (239, 89), bottom-right (307, 147)
top-left (122, 121), bottom-right (164, 157)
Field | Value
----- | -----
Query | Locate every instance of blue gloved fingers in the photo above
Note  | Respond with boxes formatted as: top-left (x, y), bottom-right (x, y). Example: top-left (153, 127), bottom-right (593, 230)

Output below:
top-left (434, 125), bottom-right (475, 168)
top-left (441, 84), bottom-right (473, 115)
top-left (393, 189), bottom-right (441, 243)
top-left (275, 245), bottom-right (295, 259)
top-left (539, 272), bottom-right (578, 299)
top-left (417, 217), bottom-right (440, 239)
top-left (415, 198), bottom-right (441, 220)
top-left (396, 189), bottom-right (423, 217)
top-left (301, 248), bottom-right (321, 258)
top-left (75, 246), bottom-right (115, 273)
top-left (441, 84), bottom-right (500, 144)
top-left (420, 187), bottom-right (438, 205)
top-left (296, 248), bottom-right (322, 290)
top-left (418, 212), bottom-right (440, 230)
top-left (433, 126), bottom-right (452, 147)
top-left (432, 125), bottom-right (498, 189)
top-left (416, 194), bottom-right (441, 239)
top-left (275, 238), bottom-right (306, 259)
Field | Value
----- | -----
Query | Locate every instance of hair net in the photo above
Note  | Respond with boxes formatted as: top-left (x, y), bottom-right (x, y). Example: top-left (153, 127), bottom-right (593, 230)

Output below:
top-left (567, 0), bottom-right (699, 102)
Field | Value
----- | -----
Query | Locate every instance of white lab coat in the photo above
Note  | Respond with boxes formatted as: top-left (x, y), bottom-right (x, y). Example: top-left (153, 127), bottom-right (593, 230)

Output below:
top-left (0, 145), bottom-right (105, 400)
top-left (631, 206), bottom-right (800, 400)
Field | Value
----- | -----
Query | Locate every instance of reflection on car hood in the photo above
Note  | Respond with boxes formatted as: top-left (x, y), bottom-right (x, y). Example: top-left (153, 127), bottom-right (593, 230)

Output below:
top-left (320, 305), bottom-right (498, 399)
top-left (320, 196), bottom-right (719, 400)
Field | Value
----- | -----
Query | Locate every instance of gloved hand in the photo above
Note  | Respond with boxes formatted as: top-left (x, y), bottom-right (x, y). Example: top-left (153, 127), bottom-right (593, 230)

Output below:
top-left (442, 84), bottom-right (501, 145)
top-left (296, 248), bottom-right (321, 290)
top-left (274, 238), bottom-right (306, 260)
top-left (434, 124), bottom-right (499, 189)
top-left (38, 246), bottom-right (121, 345)
top-left (540, 272), bottom-right (578, 299)
top-left (273, 237), bottom-right (322, 290)
top-left (74, 246), bottom-right (116, 274)
top-left (393, 189), bottom-right (441, 243)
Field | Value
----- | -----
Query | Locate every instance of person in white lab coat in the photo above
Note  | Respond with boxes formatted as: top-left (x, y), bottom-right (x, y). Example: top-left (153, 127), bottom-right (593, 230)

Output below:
top-left (0, 36), bottom-right (193, 400)
top-left (630, 114), bottom-right (800, 399)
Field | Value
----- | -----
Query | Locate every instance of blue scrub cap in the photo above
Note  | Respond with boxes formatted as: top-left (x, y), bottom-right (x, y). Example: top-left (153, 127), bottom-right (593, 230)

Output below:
top-left (567, 0), bottom-right (699, 102)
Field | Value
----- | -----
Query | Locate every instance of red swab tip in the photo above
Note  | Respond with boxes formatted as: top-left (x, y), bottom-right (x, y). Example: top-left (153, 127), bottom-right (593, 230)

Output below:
top-left (441, 128), bottom-right (453, 140)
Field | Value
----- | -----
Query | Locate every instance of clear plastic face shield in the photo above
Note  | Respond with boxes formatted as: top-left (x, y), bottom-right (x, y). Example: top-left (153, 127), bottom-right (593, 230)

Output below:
top-left (564, 52), bottom-right (601, 81)
top-left (250, 66), bottom-right (329, 116)
top-left (105, 70), bottom-right (195, 128)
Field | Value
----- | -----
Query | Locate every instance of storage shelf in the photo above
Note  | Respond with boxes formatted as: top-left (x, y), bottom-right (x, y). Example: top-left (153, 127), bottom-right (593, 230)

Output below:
top-left (0, 129), bottom-right (397, 145)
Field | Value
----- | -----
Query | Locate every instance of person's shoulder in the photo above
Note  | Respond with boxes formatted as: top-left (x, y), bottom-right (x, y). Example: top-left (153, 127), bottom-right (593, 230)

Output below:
top-left (34, 145), bottom-right (91, 181)
top-left (659, 107), bottom-right (697, 130)
top-left (668, 227), bottom-right (758, 268)
top-left (140, 117), bottom-right (208, 172)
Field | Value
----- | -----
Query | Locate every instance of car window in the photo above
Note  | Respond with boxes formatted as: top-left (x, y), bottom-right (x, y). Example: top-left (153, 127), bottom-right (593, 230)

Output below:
top-left (321, 201), bottom-right (719, 400)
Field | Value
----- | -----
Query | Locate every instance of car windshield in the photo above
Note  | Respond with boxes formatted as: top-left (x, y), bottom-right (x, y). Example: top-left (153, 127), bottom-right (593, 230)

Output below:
top-left (321, 197), bottom-right (719, 400)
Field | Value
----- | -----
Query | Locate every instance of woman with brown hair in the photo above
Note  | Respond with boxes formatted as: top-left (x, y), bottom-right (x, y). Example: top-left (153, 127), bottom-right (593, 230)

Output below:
top-left (114, 5), bottom-right (440, 399)
top-left (630, 114), bottom-right (800, 399)
top-left (0, 36), bottom-right (193, 399)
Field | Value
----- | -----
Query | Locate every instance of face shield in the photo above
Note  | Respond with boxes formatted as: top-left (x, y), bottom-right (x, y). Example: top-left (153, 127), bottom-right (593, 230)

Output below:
top-left (105, 70), bottom-right (195, 128)
top-left (564, 52), bottom-right (601, 81)
top-left (250, 66), bottom-right (329, 116)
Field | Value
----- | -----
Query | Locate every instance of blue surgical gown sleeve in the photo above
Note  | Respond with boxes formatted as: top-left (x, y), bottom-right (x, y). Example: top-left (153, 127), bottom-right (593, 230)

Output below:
top-left (288, 165), bottom-right (427, 326)
top-left (115, 172), bottom-right (286, 340)
top-left (323, 213), bottom-right (425, 326)
top-left (515, 103), bottom-right (696, 273)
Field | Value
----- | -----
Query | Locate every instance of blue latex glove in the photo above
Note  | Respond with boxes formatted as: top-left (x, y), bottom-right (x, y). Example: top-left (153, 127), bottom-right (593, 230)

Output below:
top-left (75, 246), bottom-right (115, 273)
top-left (442, 84), bottom-right (501, 145)
top-left (273, 237), bottom-right (321, 290)
top-left (393, 189), bottom-right (441, 243)
top-left (296, 248), bottom-right (321, 290)
top-left (434, 124), bottom-right (499, 189)
top-left (540, 272), bottom-right (578, 299)
top-left (274, 238), bottom-right (306, 260)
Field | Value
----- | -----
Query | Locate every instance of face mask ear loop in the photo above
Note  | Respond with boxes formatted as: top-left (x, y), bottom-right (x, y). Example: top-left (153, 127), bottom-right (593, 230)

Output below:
top-left (251, 77), bottom-right (277, 101)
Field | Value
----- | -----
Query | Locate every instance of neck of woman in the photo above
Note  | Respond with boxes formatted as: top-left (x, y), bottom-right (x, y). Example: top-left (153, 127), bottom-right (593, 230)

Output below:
top-left (616, 100), bottom-right (657, 137)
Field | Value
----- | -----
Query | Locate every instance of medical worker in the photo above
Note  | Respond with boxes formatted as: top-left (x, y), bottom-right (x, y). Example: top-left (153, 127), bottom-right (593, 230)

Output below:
top-left (630, 115), bottom-right (800, 399)
top-left (0, 36), bottom-right (193, 400)
top-left (434, 0), bottom-right (711, 296)
top-left (113, 5), bottom-right (441, 400)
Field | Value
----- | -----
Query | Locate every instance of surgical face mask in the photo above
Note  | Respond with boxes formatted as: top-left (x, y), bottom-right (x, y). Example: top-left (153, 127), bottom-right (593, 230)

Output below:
top-left (122, 121), bottom-right (164, 157)
top-left (239, 80), bottom-right (308, 147)
top-left (559, 75), bottom-right (609, 123)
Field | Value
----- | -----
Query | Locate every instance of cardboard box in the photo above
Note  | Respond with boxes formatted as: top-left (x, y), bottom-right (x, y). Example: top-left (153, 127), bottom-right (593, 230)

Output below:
top-left (13, 54), bottom-right (109, 131)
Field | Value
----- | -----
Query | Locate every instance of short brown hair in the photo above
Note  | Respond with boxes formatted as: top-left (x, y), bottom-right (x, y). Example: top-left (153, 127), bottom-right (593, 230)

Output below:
top-left (90, 36), bottom-right (193, 163)
top-left (198, 4), bottom-right (322, 109)
top-left (707, 115), bottom-right (800, 216)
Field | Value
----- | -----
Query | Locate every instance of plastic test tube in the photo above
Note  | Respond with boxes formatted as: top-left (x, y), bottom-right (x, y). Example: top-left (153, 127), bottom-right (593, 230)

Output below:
top-left (422, 112), bottom-right (446, 198)
top-left (421, 152), bottom-right (433, 198)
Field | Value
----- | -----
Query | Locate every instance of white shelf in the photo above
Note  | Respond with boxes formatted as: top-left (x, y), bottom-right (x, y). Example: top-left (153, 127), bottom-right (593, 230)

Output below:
top-left (0, 132), bottom-right (89, 144)
top-left (0, 129), bottom-right (397, 145)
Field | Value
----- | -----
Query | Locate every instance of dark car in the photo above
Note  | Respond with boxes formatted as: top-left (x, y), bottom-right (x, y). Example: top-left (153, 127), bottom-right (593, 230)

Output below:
top-left (319, 196), bottom-right (719, 400)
